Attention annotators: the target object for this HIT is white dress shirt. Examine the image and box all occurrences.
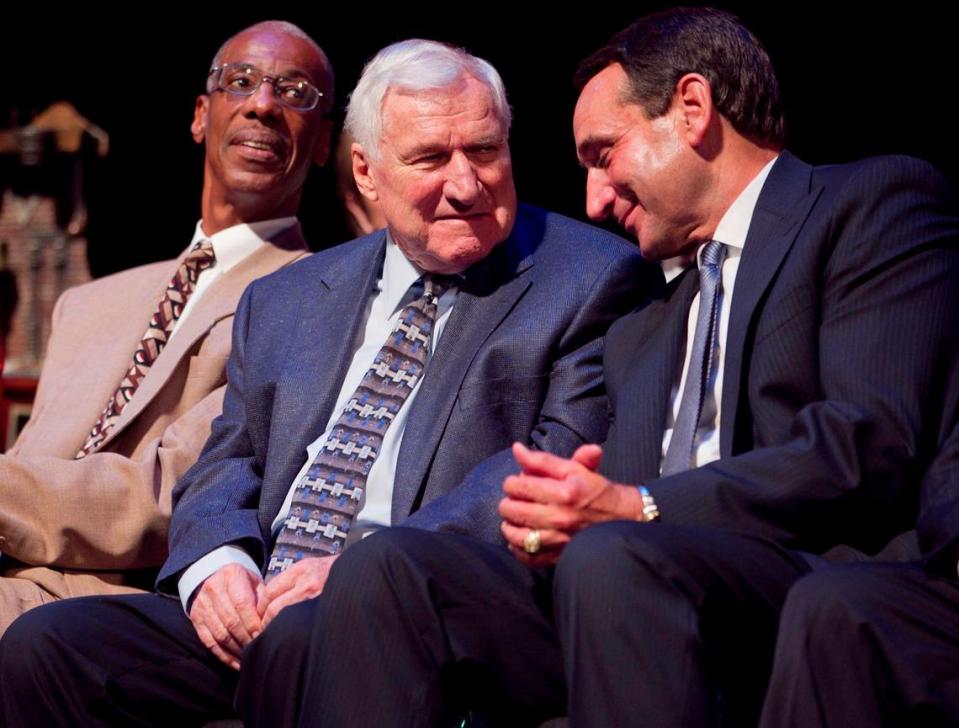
[660,157,777,472]
[178,236,458,609]
[173,217,296,336]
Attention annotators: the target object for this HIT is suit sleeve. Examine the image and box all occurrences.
[644,158,959,556]
[0,290,222,571]
[155,284,267,593]
[403,247,658,544]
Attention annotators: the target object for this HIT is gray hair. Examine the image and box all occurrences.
[344,39,511,160]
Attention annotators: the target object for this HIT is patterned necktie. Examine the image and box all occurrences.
[266,275,451,578]
[75,241,216,459]
[661,240,727,476]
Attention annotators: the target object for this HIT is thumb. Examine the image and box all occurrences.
[571,444,603,471]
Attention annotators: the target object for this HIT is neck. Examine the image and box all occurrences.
[199,186,300,236]
[698,139,778,241]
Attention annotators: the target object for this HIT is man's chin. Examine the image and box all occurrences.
[224,169,291,196]
[427,236,504,274]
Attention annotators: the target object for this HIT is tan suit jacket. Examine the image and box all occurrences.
[0,225,308,631]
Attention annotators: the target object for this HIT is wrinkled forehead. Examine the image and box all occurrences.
[382,76,507,135]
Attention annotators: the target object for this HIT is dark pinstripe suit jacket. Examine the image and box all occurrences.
[599,152,959,562]
[918,423,959,574]
[157,204,654,591]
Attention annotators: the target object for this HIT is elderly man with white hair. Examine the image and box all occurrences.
[0,38,651,726]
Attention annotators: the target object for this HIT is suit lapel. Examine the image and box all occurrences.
[390,239,533,523]
[97,225,309,451]
[259,235,387,520]
[607,270,698,482]
[720,152,823,456]
[62,260,177,449]
[638,270,699,479]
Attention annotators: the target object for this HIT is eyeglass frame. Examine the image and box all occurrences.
[206,63,326,113]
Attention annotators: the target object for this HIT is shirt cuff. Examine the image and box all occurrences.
[177,545,262,614]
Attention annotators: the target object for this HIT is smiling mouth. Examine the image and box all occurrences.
[238,140,276,152]
[230,134,288,162]
[618,206,641,233]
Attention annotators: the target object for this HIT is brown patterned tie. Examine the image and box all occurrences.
[265,275,451,578]
[75,241,216,459]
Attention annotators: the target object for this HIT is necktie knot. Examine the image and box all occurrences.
[422,274,454,303]
[184,240,216,277]
[700,240,726,271]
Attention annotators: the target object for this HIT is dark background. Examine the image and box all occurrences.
[2,4,953,277]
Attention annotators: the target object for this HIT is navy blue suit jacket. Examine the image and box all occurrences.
[600,152,959,561]
[157,204,653,590]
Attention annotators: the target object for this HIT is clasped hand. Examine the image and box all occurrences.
[188,555,338,669]
[499,442,645,567]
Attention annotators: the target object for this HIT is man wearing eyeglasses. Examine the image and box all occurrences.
[0,38,651,726]
[0,20,330,634]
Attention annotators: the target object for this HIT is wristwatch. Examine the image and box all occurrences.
[637,485,661,522]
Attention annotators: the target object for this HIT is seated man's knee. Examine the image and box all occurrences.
[328,527,446,597]
[554,521,662,598]
[557,520,687,578]
[781,566,889,634]
[0,600,72,698]
[247,597,319,660]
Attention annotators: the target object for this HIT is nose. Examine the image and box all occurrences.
[585,168,615,221]
[443,151,481,208]
[244,79,281,119]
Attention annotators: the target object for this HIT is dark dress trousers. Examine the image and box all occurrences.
[758,422,959,728]
[245,153,959,728]
[0,205,653,727]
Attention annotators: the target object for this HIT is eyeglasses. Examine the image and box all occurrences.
[206,63,325,112]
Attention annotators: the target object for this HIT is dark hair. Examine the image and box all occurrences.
[576,7,785,147]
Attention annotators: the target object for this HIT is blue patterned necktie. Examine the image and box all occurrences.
[265,275,451,578]
[661,240,727,476]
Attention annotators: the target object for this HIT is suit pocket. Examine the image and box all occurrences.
[456,374,548,411]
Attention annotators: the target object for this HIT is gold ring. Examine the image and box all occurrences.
[523,529,542,554]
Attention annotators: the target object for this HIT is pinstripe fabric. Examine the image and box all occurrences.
[600,152,959,561]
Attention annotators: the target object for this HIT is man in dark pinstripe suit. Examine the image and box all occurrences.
[256,8,959,728]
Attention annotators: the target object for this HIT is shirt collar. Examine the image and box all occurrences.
[706,155,778,258]
[381,231,425,314]
[191,216,297,273]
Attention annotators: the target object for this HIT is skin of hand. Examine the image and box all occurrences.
[499,442,646,567]
[256,555,339,629]
[189,555,338,669]
[189,562,264,670]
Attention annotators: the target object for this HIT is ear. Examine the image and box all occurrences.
[191,95,209,144]
[673,73,714,148]
[351,142,379,202]
[311,118,334,167]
